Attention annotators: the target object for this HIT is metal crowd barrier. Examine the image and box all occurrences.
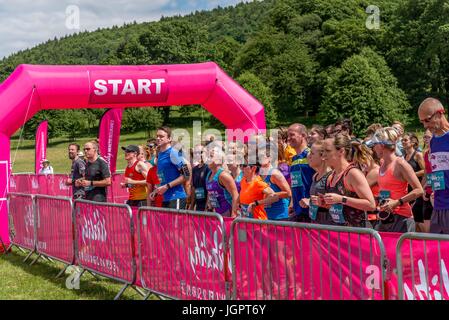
[74,199,136,300]
[396,232,449,300]
[34,195,75,277]
[230,218,389,300]
[7,193,37,261]
[137,207,231,300]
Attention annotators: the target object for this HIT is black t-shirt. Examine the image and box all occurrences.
[84,157,111,202]
[71,158,86,198]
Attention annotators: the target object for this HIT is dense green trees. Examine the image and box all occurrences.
[0,0,445,136]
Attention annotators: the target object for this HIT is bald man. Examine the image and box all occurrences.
[287,123,316,222]
[418,98,449,234]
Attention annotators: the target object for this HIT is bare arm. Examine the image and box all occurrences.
[324,168,375,211]
[220,172,240,217]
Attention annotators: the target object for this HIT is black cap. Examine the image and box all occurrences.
[121,145,140,153]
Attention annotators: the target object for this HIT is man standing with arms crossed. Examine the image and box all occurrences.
[154,126,189,209]
[287,123,316,222]
[75,141,111,202]
[65,143,86,199]
[418,98,449,234]
[120,144,149,208]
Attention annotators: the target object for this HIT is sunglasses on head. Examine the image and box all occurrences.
[147,144,155,148]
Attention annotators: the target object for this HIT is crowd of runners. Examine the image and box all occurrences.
[63,97,449,235]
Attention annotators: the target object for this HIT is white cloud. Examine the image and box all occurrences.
[0,0,245,59]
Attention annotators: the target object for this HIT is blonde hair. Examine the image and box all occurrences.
[375,127,400,150]
[351,140,377,167]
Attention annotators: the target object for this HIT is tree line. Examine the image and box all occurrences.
[0,0,448,138]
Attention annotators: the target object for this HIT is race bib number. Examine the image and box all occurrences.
[291,171,303,188]
[329,204,345,224]
[379,190,391,203]
[240,204,251,218]
[428,172,446,191]
[209,193,220,208]
[309,204,318,221]
[195,187,206,200]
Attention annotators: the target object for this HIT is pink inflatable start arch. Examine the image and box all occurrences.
[0,62,266,246]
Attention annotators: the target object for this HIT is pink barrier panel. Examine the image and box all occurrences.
[374,232,449,300]
[7,193,35,251]
[138,208,230,300]
[231,219,387,300]
[110,173,128,204]
[47,174,71,197]
[75,200,135,284]
[12,174,33,194]
[36,175,49,196]
[35,195,74,264]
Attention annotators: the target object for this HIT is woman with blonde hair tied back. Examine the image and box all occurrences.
[366,127,424,232]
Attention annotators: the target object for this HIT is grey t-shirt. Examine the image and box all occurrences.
[71,158,86,198]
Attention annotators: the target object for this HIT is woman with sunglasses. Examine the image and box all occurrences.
[370,127,423,232]
[205,143,239,217]
[189,144,210,211]
[321,134,376,227]
[239,158,277,220]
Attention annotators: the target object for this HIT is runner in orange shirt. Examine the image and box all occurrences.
[239,157,276,220]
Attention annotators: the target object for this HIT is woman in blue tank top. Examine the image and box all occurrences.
[206,144,239,217]
[259,142,292,220]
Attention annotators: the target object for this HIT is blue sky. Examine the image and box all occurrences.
[0,0,247,59]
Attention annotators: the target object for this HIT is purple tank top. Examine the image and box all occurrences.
[206,168,233,215]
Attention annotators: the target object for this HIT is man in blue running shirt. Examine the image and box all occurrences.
[287,123,315,222]
[154,126,190,209]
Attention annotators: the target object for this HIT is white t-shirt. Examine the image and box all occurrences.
[39,166,54,175]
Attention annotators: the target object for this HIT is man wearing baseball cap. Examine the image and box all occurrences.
[121,144,149,208]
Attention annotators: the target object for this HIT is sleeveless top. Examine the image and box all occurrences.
[378,160,412,218]
[326,165,365,227]
[262,168,289,220]
[406,151,420,173]
[125,161,148,200]
[309,171,331,223]
[206,168,233,215]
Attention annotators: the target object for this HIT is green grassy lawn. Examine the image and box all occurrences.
[0,248,149,300]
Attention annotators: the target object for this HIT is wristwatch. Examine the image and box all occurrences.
[398,198,404,206]
[166,182,171,189]
[342,196,348,204]
[255,200,259,206]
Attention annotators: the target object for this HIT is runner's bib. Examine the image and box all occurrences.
[330,204,345,224]
[428,171,446,191]
[195,187,206,200]
[309,204,318,221]
[291,171,303,188]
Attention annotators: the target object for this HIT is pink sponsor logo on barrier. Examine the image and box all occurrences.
[8,194,35,250]
[35,196,74,264]
[139,209,229,300]
[75,201,134,283]
[231,222,386,300]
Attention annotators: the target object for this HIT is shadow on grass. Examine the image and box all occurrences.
[2,248,139,300]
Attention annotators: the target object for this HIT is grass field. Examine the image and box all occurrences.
[0,248,149,300]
